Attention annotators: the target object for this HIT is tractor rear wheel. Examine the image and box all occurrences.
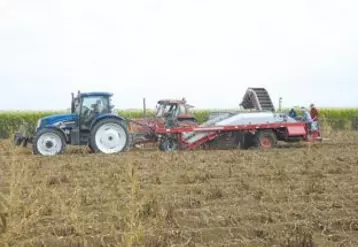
[90,118,129,154]
[32,128,66,156]
[254,130,277,149]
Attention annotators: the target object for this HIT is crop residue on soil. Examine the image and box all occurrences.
[1,131,358,246]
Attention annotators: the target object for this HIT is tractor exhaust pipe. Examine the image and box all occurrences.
[143,97,147,119]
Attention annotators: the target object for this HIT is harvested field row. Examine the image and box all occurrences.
[1,131,358,246]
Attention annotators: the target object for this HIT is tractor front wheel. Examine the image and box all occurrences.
[32,128,66,156]
[90,119,129,154]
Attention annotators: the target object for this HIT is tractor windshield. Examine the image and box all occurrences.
[178,104,187,115]
[82,96,110,114]
[155,103,178,118]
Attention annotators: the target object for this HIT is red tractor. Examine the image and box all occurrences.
[127,98,198,147]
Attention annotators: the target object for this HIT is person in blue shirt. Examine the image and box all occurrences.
[288,108,297,119]
[301,107,313,123]
[300,106,318,134]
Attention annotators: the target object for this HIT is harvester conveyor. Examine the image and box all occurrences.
[154,111,317,151]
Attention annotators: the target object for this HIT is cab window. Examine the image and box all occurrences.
[178,104,186,115]
[81,96,109,114]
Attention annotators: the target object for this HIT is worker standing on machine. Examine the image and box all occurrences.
[300,106,314,132]
[309,103,319,121]
[310,103,321,137]
[300,106,320,141]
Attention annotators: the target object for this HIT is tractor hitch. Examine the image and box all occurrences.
[14,132,33,148]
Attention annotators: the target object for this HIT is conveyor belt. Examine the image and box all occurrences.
[240,88,275,111]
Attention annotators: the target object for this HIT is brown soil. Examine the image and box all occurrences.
[1,131,358,246]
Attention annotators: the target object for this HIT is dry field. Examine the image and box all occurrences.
[1,131,358,246]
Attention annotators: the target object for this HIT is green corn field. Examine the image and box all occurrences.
[1,108,358,138]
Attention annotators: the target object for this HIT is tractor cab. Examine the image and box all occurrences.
[126,98,197,146]
[71,91,113,114]
[71,91,114,130]
[155,98,196,123]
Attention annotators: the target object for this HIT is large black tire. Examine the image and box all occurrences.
[32,128,66,156]
[89,118,130,154]
[159,137,178,152]
[254,130,277,149]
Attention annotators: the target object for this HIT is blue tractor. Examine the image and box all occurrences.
[14,91,130,156]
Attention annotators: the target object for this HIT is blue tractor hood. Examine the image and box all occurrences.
[38,113,77,128]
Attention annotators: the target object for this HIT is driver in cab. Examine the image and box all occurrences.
[93,99,108,114]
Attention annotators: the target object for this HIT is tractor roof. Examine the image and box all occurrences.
[79,92,113,97]
[157,99,186,104]
[157,99,195,108]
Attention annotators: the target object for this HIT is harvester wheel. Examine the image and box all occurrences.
[90,118,129,154]
[159,137,178,152]
[32,128,66,156]
[255,130,277,149]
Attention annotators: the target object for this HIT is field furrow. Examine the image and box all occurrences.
[1,132,358,246]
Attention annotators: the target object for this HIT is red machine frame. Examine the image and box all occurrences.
[154,121,315,150]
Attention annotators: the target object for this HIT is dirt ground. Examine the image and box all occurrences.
[1,131,358,246]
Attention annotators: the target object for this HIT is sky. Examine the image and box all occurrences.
[0,0,357,111]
